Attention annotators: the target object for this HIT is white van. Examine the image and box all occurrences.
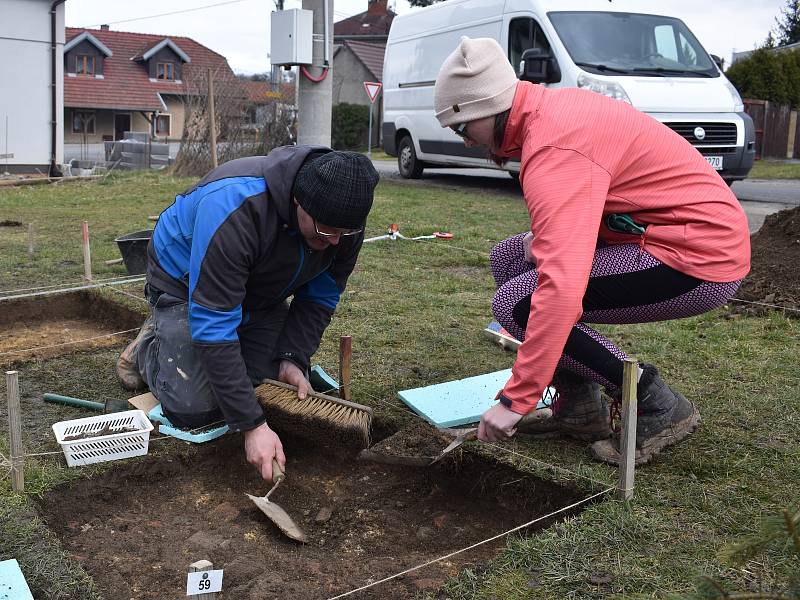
[382,0,755,184]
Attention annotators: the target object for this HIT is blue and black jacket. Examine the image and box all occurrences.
[146,145,364,432]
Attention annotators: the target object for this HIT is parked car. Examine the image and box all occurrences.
[382,0,755,185]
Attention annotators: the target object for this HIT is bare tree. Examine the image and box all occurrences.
[173,66,295,177]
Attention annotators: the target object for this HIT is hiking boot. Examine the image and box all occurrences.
[591,363,701,466]
[517,369,612,442]
[115,315,152,391]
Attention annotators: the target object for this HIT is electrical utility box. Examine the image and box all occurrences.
[271,9,313,66]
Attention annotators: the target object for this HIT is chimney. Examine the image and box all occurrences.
[100,24,110,31]
[367,0,388,14]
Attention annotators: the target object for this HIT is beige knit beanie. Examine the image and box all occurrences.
[434,37,519,128]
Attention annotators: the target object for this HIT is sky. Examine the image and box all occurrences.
[65,0,787,75]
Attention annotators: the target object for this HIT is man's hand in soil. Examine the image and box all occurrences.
[244,423,285,483]
[478,403,523,442]
[278,359,311,399]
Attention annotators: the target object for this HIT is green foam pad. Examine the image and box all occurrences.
[398,369,551,428]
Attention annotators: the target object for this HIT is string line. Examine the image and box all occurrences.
[0,273,144,296]
[0,277,146,302]
[326,487,613,599]
[0,328,139,358]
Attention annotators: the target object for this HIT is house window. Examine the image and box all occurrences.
[155,114,171,136]
[72,111,96,134]
[157,62,175,80]
[76,55,95,75]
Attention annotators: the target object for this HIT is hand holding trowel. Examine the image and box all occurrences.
[246,459,308,543]
[430,408,551,465]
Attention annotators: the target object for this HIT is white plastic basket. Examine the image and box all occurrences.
[52,409,154,467]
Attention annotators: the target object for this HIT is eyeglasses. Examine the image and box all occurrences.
[450,122,469,139]
[313,218,363,238]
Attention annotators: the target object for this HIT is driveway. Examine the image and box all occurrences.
[372,160,799,233]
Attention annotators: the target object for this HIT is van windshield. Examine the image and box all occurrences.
[548,11,718,77]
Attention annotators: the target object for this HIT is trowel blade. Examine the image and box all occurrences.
[246,493,309,543]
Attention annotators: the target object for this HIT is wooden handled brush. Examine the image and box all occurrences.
[255,379,372,450]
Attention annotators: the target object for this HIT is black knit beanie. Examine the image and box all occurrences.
[293,151,380,229]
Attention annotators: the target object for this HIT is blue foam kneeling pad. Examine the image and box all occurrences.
[398,369,552,428]
[310,364,339,393]
[148,404,229,444]
[0,559,34,600]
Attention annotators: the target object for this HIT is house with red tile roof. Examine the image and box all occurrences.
[64,26,238,145]
[333,0,396,146]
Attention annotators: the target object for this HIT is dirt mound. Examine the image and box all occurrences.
[735,205,800,315]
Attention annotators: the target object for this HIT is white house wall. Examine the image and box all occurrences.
[0,0,65,172]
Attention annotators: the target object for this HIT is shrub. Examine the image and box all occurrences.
[331,103,370,150]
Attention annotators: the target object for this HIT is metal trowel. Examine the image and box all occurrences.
[246,459,308,543]
[429,408,554,465]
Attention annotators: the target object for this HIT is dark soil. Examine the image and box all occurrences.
[0,290,144,365]
[37,435,584,599]
[735,205,800,314]
[367,421,452,459]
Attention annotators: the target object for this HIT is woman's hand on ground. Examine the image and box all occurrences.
[478,403,524,442]
[523,231,536,264]
[244,423,286,483]
[278,359,311,399]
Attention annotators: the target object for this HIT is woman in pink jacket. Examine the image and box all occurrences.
[433,38,750,465]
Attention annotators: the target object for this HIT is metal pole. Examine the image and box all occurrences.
[6,371,24,492]
[208,68,218,168]
[367,102,373,158]
[297,0,333,145]
[81,220,92,281]
[616,358,638,501]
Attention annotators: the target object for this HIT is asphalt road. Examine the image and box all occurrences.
[372,160,799,233]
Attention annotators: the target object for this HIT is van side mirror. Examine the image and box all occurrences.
[710,54,724,70]
[519,47,561,84]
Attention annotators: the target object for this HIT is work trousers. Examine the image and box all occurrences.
[135,287,289,428]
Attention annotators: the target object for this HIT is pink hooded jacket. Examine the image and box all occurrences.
[499,81,750,414]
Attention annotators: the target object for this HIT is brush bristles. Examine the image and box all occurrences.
[255,384,371,449]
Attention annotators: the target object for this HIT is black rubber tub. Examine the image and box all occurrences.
[114,229,153,275]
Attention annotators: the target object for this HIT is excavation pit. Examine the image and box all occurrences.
[37,434,587,599]
[0,290,144,366]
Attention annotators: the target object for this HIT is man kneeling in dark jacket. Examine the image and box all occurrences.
[116,145,379,483]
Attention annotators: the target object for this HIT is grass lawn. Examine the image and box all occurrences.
[0,171,798,599]
[748,159,800,179]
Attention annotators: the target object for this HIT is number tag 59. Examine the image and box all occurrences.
[186,570,223,595]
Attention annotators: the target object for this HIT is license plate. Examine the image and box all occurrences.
[705,155,723,170]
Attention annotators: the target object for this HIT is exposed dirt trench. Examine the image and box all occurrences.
[37,434,585,599]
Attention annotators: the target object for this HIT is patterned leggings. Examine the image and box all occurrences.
[490,233,742,392]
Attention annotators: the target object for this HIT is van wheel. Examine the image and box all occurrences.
[398,135,424,179]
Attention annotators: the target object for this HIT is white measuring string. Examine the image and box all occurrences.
[487,443,611,489]
[327,486,613,600]
[0,277,146,302]
[0,273,145,297]
[0,328,139,358]
[728,297,800,314]
[107,286,149,304]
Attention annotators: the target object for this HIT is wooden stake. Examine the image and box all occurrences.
[189,560,217,599]
[81,220,92,281]
[616,358,638,501]
[27,223,34,260]
[6,371,24,492]
[207,68,218,169]
[339,335,352,401]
